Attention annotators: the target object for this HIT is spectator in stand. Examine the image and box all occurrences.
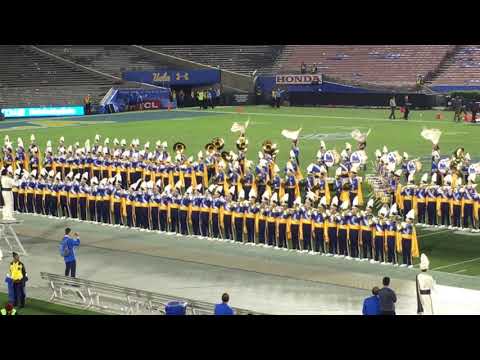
[84,94,92,115]
[362,287,381,315]
[203,90,209,110]
[214,293,235,315]
[301,62,307,74]
[378,277,397,315]
[310,63,318,74]
[389,96,396,120]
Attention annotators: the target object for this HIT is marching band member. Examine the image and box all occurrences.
[348,197,361,260]
[88,176,98,222]
[15,138,27,171]
[220,189,234,241]
[325,196,339,256]
[191,185,203,236]
[179,185,192,236]
[78,173,89,221]
[417,254,435,315]
[169,181,182,234]
[348,165,363,207]
[415,174,428,225]
[200,185,214,238]
[301,192,315,252]
[397,209,419,268]
[149,181,162,231]
[242,160,255,200]
[12,169,21,212]
[401,174,415,219]
[257,191,269,245]
[233,189,246,242]
[360,199,374,261]
[312,196,327,254]
[266,193,279,247]
[337,200,350,258]
[210,187,222,239]
[385,204,399,265]
[43,171,54,216]
[451,178,463,229]
[17,170,27,213]
[438,174,453,228]
[69,173,80,219]
[372,205,388,264]
[26,170,36,213]
[111,175,124,226]
[159,185,171,232]
[426,174,439,226]
[284,163,297,209]
[245,189,258,243]
[289,197,302,250]
[34,169,47,215]
[277,194,290,249]
[50,172,61,217]
[462,174,476,231]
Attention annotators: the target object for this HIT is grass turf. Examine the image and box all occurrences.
[4,105,480,277]
[0,292,101,315]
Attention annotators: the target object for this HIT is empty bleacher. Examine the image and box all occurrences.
[0,45,115,108]
[37,45,170,78]
[430,45,480,85]
[143,45,284,76]
[272,45,455,86]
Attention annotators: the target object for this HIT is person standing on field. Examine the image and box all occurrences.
[389,96,396,119]
[416,254,435,315]
[60,228,80,278]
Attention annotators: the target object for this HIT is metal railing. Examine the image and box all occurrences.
[40,272,263,315]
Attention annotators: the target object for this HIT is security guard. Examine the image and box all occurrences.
[9,252,27,308]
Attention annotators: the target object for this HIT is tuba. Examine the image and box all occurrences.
[205,142,215,153]
[212,137,225,151]
[262,140,274,155]
[173,142,186,153]
[221,151,233,163]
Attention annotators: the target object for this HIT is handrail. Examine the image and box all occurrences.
[40,272,263,315]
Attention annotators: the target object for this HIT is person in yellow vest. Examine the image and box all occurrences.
[9,252,27,308]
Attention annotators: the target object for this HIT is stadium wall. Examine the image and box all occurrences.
[430,85,480,93]
[122,70,221,87]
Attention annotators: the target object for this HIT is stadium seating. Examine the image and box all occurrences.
[142,45,285,76]
[37,45,170,78]
[272,45,456,86]
[430,45,480,85]
[0,45,115,107]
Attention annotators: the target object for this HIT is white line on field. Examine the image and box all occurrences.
[432,257,480,271]
[175,108,471,125]
[453,269,467,274]
[418,229,451,238]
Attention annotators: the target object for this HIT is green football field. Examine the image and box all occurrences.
[3,105,480,277]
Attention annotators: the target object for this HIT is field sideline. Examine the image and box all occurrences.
[3,105,480,276]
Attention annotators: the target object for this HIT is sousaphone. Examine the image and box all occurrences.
[212,137,225,151]
[173,142,186,153]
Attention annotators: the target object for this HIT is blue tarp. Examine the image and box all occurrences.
[102,87,176,113]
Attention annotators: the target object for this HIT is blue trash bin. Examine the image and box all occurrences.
[4,276,14,304]
[165,301,187,315]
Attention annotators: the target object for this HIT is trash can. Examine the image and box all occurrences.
[4,275,14,304]
[165,301,187,315]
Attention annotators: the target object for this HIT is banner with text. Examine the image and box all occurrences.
[275,74,323,85]
[122,69,221,86]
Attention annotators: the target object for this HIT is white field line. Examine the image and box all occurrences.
[175,108,472,125]
[432,257,480,271]
[453,269,467,274]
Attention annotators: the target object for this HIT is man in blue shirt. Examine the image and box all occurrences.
[362,287,381,315]
[60,228,81,278]
[214,293,235,315]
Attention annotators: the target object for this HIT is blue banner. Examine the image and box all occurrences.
[103,87,175,113]
[1,106,85,119]
[122,69,221,86]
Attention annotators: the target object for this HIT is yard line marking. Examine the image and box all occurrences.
[453,269,467,274]
[432,257,480,271]
[175,108,466,125]
[418,229,451,238]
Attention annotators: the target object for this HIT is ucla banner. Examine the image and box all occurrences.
[122,69,221,86]
[1,106,85,119]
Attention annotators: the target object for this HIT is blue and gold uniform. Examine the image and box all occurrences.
[88,185,97,222]
[312,209,325,253]
[325,211,338,255]
[337,211,349,256]
[159,192,171,232]
[266,206,278,247]
[220,197,233,240]
[277,208,290,248]
[300,206,313,251]
[200,194,212,237]
[396,220,420,266]
[438,186,452,227]
[385,218,397,264]
[149,190,161,230]
[289,207,302,250]
[415,185,427,224]
[245,200,258,243]
[451,187,462,228]
[191,192,202,236]
[233,200,245,242]
[256,204,268,245]
[18,178,27,213]
[360,212,373,260]
[426,186,438,226]
[26,178,36,213]
[69,179,79,219]
[78,181,88,221]
[348,211,360,258]
[179,193,191,235]
[462,186,476,229]
[373,218,386,263]
[210,194,223,238]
